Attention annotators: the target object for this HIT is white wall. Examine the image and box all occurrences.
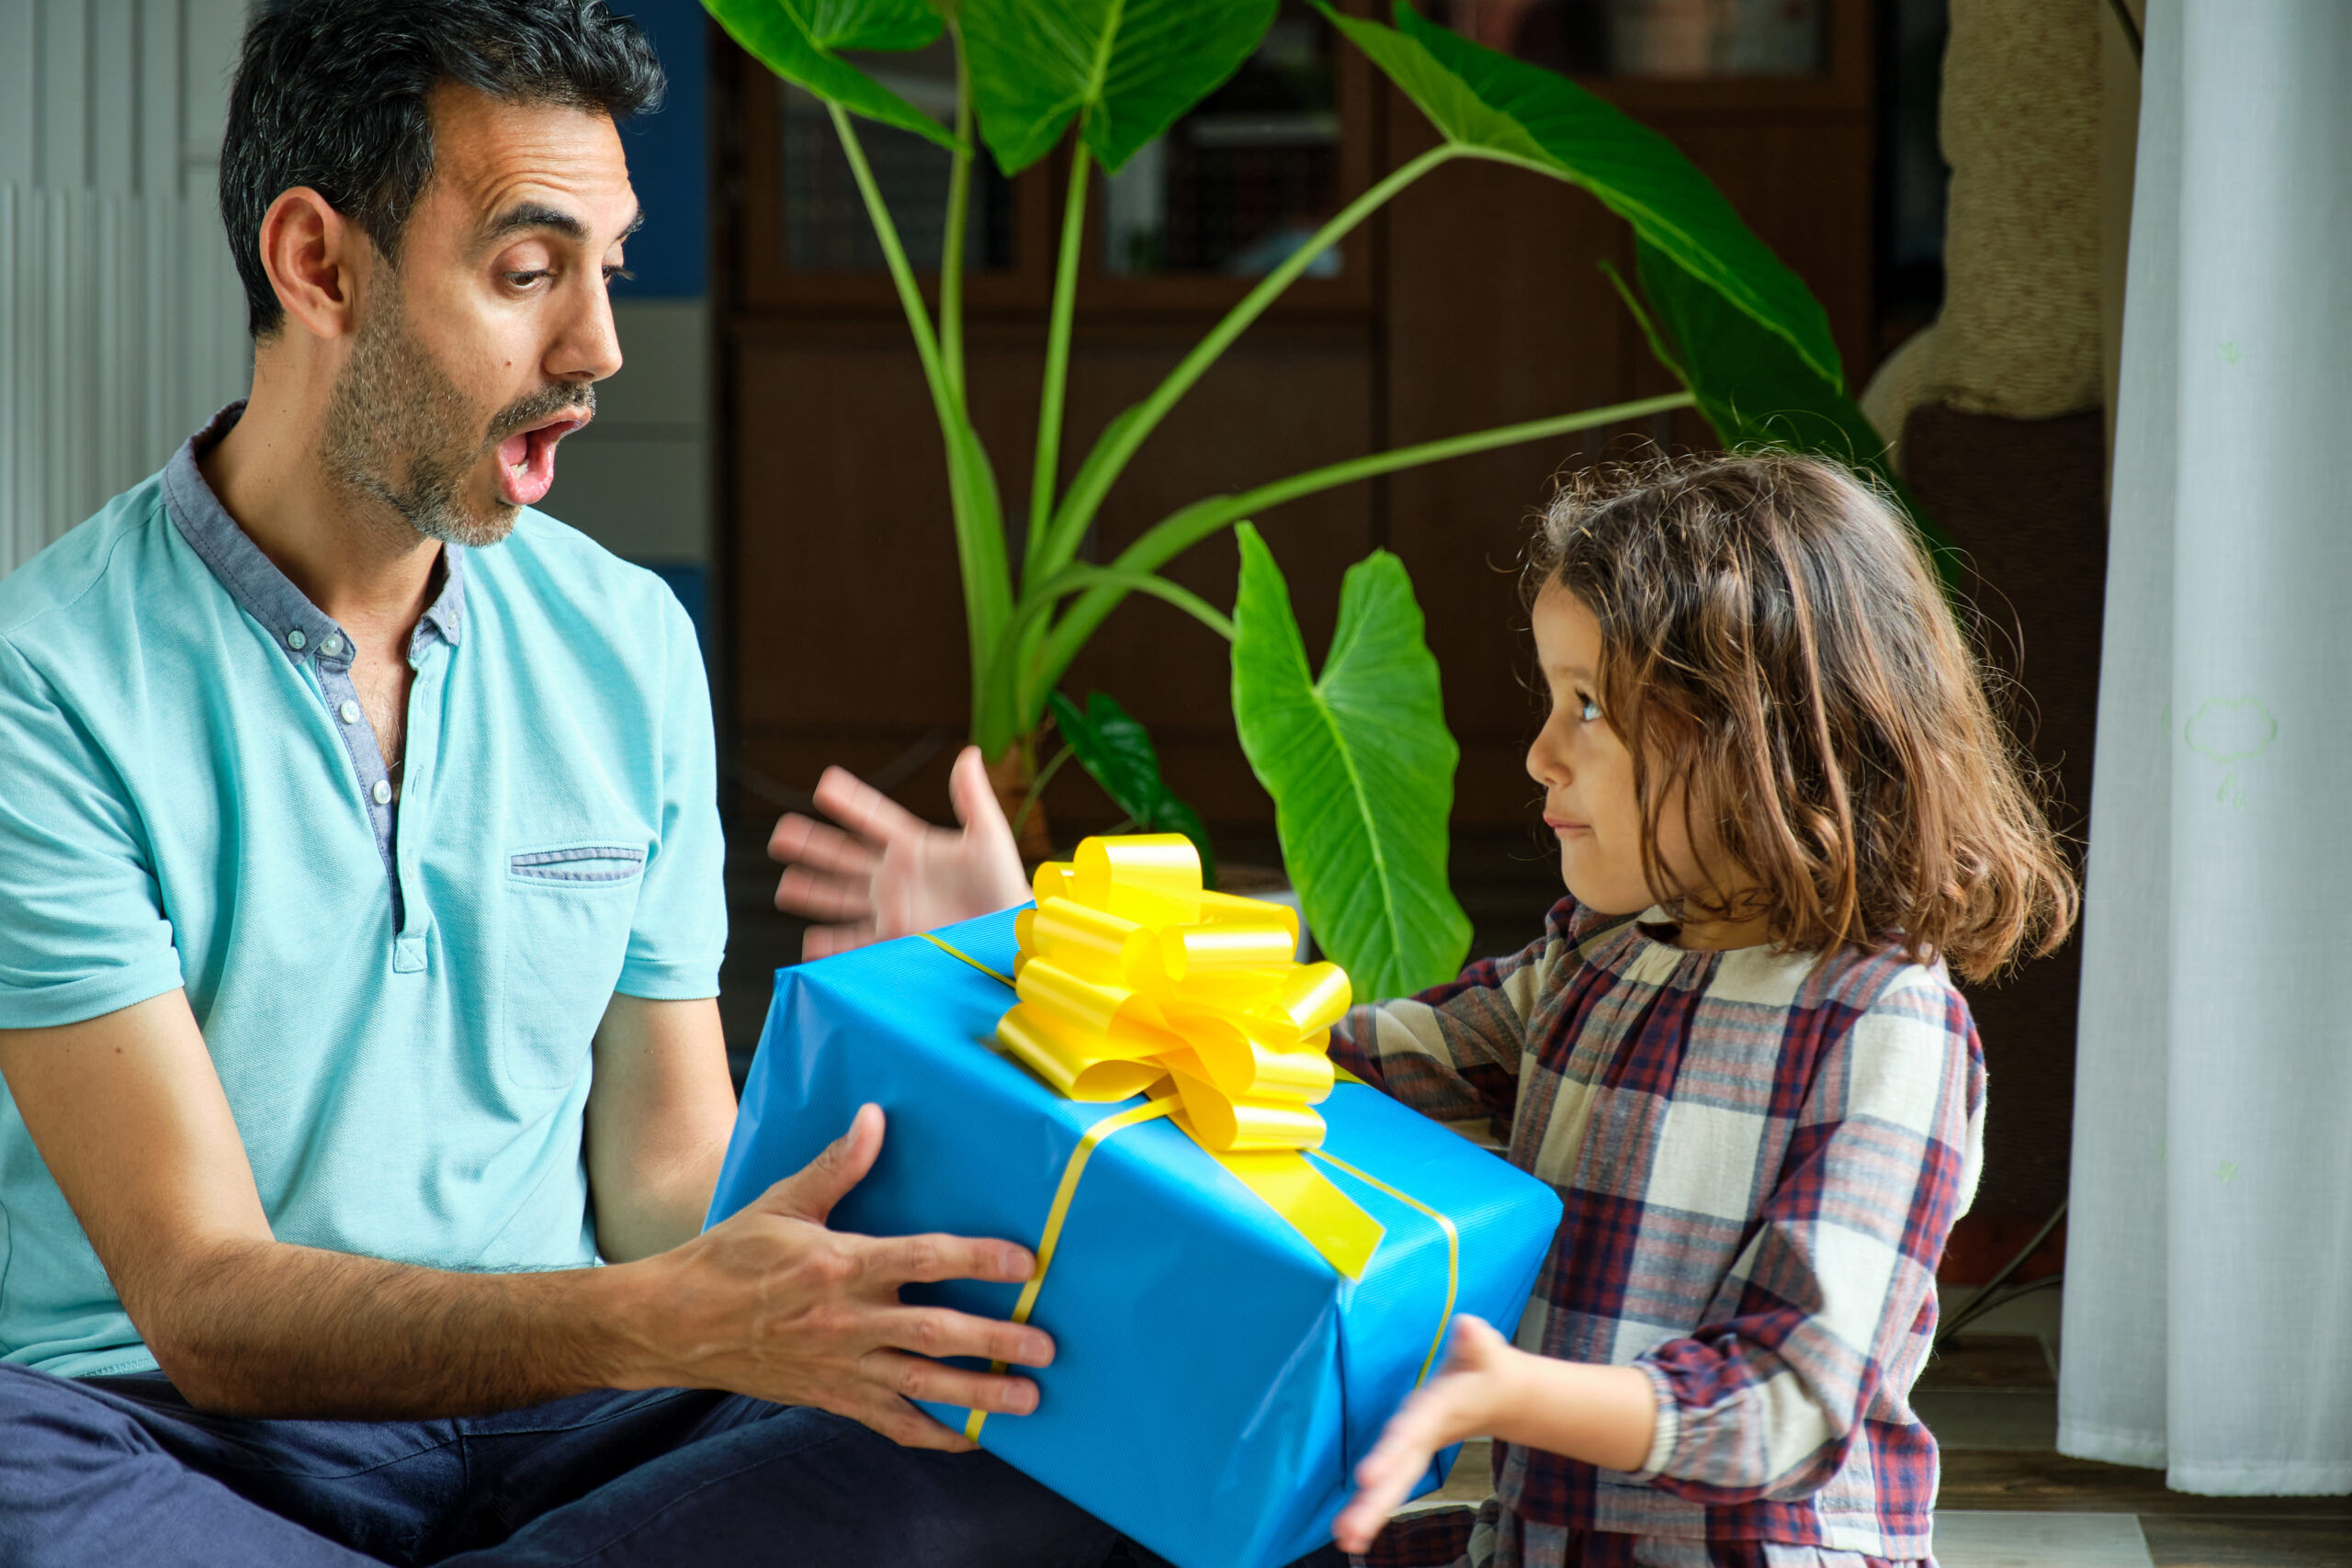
[0,0,254,578]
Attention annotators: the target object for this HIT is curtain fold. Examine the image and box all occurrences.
[2062,0,2352,1496]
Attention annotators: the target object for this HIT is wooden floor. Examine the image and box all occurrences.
[1410,1336,2352,1565]
[1925,1332,2350,1566]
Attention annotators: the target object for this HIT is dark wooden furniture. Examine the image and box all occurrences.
[717,0,1881,840]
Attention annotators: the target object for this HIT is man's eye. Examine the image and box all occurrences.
[603,265,635,285]
[505,269,551,288]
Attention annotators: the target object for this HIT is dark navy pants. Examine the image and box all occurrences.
[0,1363,1129,1566]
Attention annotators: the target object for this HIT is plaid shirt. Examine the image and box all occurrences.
[1330,897,1984,1567]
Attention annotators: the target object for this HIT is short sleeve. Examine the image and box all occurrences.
[614,593,725,1000]
[0,637,185,1028]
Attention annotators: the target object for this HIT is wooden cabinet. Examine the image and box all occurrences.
[718,0,1879,838]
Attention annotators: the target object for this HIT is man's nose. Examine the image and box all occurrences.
[554,278,624,384]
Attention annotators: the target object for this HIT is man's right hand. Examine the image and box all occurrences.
[0,994,1049,1442]
[620,1102,1050,1450]
[769,745,1030,959]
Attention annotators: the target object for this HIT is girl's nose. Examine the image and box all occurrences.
[1526,728,1569,790]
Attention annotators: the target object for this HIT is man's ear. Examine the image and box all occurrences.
[256,187,371,341]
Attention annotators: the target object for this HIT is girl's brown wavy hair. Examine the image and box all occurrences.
[1528,450,2076,982]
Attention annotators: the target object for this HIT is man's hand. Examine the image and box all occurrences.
[1330,1316,1657,1554]
[770,745,1030,958]
[0,997,1053,1438]
[624,1102,1050,1450]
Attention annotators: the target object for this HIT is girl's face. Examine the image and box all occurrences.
[1526,585,1762,944]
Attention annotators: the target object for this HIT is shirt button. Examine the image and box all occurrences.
[339,700,361,725]
[286,628,307,651]
[371,779,392,806]
[322,634,345,658]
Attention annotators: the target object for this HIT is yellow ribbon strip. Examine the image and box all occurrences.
[919,931,1012,987]
[1307,1149,1461,1388]
[964,1098,1172,1443]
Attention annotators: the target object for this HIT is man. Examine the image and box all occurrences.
[0,2,1106,1561]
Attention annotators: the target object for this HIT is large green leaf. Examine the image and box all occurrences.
[1045,689,1216,885]
[702,0,957,150]
[960,0,1275,175]
[1321,2,1840,389]
[1613,239,1959,576]
[1230,525,1469,1001]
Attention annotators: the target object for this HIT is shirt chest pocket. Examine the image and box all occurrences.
[500,843,648,1093]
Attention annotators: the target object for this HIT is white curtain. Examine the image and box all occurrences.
[2062,0,2352,1496]
[0,0,253,580]
[0,186,252,576]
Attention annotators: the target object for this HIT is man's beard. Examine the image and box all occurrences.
[319,274,592,550]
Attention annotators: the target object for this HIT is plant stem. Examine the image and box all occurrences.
[832,102,1013,736]
[830,102,952,419]
[939,35,973,408]
[1023,391,1698,715]
[1011,743,1076,841]
[1028,141,1093,582]
[1032,142,1463,583]
[1048,567,1236,641]
[984,566,1236,702]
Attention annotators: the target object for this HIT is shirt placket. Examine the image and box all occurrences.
[301,626,402,914]
[389,615,454,974]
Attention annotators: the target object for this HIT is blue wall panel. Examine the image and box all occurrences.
[612,0,707,300]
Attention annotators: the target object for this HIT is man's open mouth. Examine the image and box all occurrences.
[494,412,590,508]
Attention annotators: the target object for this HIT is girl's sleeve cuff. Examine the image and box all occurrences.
[1623,1359,1680,1483]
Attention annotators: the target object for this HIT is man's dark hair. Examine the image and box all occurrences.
[221,0,664,337]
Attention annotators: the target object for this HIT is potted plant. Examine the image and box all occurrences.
[706,0,1936,999]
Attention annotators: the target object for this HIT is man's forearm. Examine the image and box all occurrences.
[152,1236,655,1418]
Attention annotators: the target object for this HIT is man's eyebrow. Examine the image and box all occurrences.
[481,201,644,245]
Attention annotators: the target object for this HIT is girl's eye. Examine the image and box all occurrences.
[1577,693,1602,723]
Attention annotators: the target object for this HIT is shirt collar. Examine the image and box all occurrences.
[162,401,468,670]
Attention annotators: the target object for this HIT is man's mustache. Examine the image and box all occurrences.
[487,385,596,445]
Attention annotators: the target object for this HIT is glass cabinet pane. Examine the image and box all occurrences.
[1430,0,1828,78]
[779,42,1014,274]
[1101,2,1344,278]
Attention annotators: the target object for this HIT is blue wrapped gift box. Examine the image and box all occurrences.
[707,910,1563,1568]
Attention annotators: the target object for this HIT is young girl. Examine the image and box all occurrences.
[772,452,2077,1568]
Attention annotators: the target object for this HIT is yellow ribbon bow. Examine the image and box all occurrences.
[922,833,1465,1444]
[990,834,1385,1283]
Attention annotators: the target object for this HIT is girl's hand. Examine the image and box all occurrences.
[1331,1315,1521,1554]
[770,746,1031,958]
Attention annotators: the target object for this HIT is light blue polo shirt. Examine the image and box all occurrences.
[0,405,725,1375]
